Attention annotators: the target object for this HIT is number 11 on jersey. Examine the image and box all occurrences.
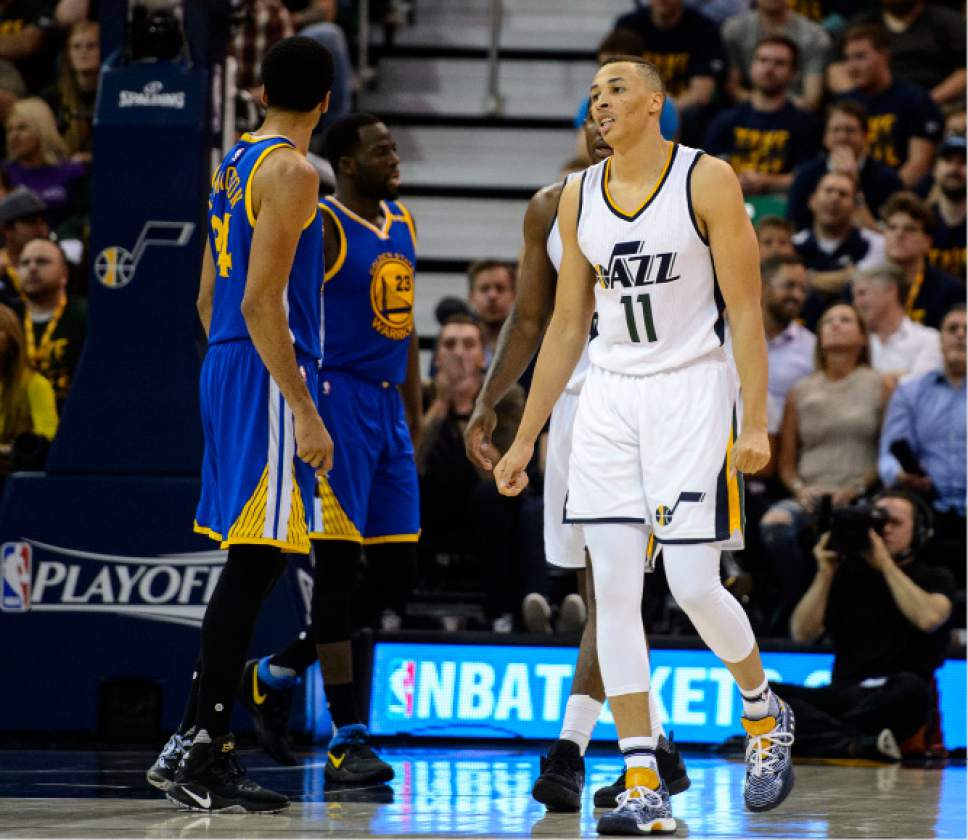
[620,293,657,343]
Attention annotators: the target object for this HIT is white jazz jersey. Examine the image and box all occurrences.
[577,144,728,377]
[547,172,591,394]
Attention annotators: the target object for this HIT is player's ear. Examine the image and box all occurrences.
[259,86,268,108]
[319,91,332,116]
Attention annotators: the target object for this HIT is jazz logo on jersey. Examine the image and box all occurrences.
[597,242,680,290]
[370,252,415,340]
[1,542,31,612]
[388,658,416,718]
[655,491,706,527]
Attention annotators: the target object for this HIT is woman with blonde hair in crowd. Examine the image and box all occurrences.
[758,303,893,634]
[0,303,57,475]
[3,98,86,231]
[43,20,100,163]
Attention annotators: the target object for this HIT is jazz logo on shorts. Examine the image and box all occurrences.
[1,542,31,612]
[369,253,415,341]
[655,492,705,527]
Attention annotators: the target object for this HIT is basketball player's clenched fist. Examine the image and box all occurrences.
[294,407,334,474]
[494,439,534,496]
[731,428,770,476]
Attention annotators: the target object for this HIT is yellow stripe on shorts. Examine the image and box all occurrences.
[227,466,270,542]
[314,475,362,542]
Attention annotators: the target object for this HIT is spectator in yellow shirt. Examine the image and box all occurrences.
[0,302,57,472]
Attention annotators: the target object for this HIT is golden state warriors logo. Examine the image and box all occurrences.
[369,252,415,341]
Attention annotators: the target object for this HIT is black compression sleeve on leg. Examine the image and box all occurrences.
[177,655,202,735]
[269,631,318,673]
[195,544,287,736]
[310,539,363,644]
[361,542,416,626]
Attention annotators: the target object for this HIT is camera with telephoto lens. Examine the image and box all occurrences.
[817,496,889,556]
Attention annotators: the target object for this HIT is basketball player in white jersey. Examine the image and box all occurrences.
[465,109,688,813]
[494,57,795,834]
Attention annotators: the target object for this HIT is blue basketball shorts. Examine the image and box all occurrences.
[194,341,318,553]
[310,369,420,544]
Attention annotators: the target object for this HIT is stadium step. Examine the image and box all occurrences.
[360,57,595,123]
[393,125,574,195]
[377,0,625,52]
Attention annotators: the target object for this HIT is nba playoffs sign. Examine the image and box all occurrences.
[367,641,967,747]
[1,540,223,627]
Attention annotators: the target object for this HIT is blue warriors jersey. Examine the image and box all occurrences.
[318,197,416,384]
[207,132,324,360]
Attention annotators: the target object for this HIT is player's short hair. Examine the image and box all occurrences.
[761,253,804,284]
[843,23,890,53]
[322,112,382,174]
[753,34,799,70]
[755,215,793,236]
[881,191,934,235]
[467,259,516,292]
[856,262,909,305]
[597,55,664,93]
[261,36,334,113]
[827,99,868,132]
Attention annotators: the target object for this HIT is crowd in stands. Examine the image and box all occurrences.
[0,0,98,482]
[0,0,961,659]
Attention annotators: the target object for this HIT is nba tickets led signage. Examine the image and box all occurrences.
[368,642,967,747]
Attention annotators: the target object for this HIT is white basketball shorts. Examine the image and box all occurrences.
[544,388,585,569]
[564,352,745,549]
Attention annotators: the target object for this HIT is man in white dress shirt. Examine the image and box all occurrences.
[853,262,942,381]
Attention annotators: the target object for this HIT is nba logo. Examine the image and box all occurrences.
[1,542,31,612]
[387,659,415,718]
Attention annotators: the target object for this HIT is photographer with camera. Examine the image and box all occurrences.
[779,490,955,760]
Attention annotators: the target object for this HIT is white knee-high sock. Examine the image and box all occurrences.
[560,694,602,753]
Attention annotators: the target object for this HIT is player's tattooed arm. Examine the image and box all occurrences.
[196,239,216,338]
[692,154,770,476]
[495,178,595,496]
[465,182,561,471]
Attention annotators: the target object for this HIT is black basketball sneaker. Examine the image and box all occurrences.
[166,733,289,814]
[532,738,585,812]
[594,733,691,808]
[238,659,298,766]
